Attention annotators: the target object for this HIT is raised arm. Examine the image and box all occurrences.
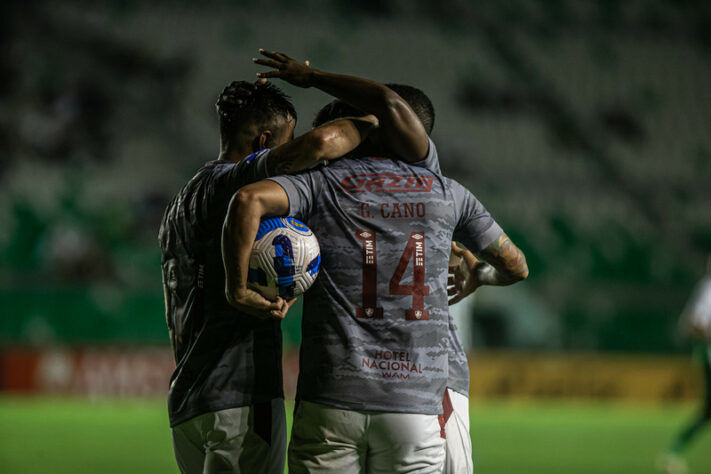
[267,114,378,175]
[448,234,529,305]
[254,49,429,162]
[222,180,292,318]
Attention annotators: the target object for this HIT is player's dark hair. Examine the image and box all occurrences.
[216,81,297,145]
[384,83,435,134]
[311,84,435,135]
[312,100,365,129]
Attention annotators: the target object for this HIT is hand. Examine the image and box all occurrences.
[448,242,481,305]
[228,287,296,320]
[354,114,379,128]
[254,49,314,88]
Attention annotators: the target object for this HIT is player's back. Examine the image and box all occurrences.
[271,153,500,414]
[159,153,283,427]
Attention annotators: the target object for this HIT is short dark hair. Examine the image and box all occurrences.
[312,100,365,129]
[384,83,435,134]
[216,81,297,143]
[312,84,435,135]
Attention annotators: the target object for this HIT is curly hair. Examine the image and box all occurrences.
[216,81,297,144]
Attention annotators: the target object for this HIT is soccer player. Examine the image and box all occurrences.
[446,242,529,473]
[313,84,528,474]
[315,87,488,474]
[159,79,378,474]
[659,256,711,474]
[223,50,528,473]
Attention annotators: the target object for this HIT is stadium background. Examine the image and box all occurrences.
[1,0,710,472]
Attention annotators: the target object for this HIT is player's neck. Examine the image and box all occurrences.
[219,145,254,164]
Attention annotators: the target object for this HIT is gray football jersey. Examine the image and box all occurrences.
[269,140,501,414]
[411,141,470,396]
[159,149,285,427]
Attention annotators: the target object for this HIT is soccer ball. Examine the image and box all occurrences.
[248,217,321,300]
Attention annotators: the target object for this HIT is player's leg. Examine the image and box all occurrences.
[288,400,366,474]
[669,345,711,452]
[442,388,474,474]
[705,345,711,419]
[202,406,251,474]
[366,411,445,474]
[173,402,282,474]
[236,399,287,474]
[659,345,711,473]
[267,398,288,473]
[172,414,209,474]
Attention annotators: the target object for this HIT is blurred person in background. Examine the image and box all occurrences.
[159,79,377,474]
[658,256,711,474]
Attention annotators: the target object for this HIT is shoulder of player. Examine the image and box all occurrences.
[195,159,233,178]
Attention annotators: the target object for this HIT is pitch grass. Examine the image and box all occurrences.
[0,397,709,474]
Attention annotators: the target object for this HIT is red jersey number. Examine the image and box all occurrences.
[355,230,430,320]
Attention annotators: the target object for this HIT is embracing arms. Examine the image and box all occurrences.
[254,49,429,162]
[222,180,291,319]
[448,233,529,305]
[267,114,378,175]
[222,80,378,175]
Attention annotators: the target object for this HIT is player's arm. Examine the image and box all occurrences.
[448,234,529,305]
[254,49,429,162]
[267,114,378,175]
[222,180,292,319]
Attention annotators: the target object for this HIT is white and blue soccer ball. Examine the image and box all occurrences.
[248,217,321,300]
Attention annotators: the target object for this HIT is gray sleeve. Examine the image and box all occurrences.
[410,137,441,174]
[449,178,503,252]
[267,171,321,220]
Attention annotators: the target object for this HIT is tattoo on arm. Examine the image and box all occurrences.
[474,233,529,286]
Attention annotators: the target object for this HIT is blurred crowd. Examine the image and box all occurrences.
[1,0,710,351]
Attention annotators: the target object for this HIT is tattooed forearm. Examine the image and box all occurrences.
[473,262,522,286]
[474,233,529,285]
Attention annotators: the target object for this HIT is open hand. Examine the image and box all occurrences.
[447,242,481,305]
[254,49,314,88]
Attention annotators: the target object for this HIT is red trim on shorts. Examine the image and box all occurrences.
[438,389,453,439]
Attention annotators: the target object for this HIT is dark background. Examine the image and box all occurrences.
[1,0,710,353]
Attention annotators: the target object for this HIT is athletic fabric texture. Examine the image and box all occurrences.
[413,142,469,395]
[159,150,284,427]
[442,388,473,474]
[288,400,445,474]
[269,139,502,414]
[172,398,286,474]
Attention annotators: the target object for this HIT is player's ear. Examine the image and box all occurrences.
[257,130,272,150]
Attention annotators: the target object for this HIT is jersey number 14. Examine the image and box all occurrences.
[355,230,430,321]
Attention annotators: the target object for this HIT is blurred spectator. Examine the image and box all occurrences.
[44,223,114,282]
[658,256,711,474]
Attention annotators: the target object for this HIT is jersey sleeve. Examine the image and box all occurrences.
[410,137,441,174]
[449,178,503,252]
[220,149,272,189]
[267,171,322,220]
